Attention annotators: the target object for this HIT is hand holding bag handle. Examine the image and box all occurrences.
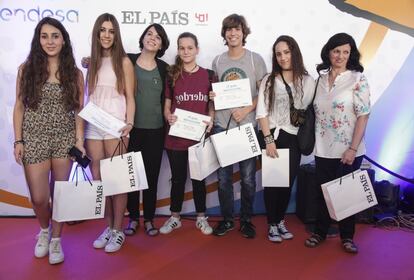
[71,163,92,186]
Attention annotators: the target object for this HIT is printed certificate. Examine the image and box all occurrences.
[168,108,211,141]
[79,102,125,138]
[212,78,252,110]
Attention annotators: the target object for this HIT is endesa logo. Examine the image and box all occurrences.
[0,6,79,23]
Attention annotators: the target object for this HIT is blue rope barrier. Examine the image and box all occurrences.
[363,155,414,184]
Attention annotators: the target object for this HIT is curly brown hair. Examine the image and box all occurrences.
[19,17,81,111]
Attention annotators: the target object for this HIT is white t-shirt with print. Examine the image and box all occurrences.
[314,70,371,158]
[256,74,315,137]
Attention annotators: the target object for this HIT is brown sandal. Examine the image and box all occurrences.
[342,239,358,254]
[305,234,325,248]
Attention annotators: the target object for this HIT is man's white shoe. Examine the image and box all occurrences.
[160,216,182,234]
[34,229,49,258]
[196,216,213,235]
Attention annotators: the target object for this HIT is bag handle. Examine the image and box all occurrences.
[280,72,295,110]
[71,163,93,186]
[338,164,355,185]
[310,77,320,106]
[224,114,240,135]
[198,126,209,147]
[110,137,128,161]
[281,73,321,110]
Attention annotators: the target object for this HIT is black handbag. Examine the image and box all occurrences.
[280,74,320,155]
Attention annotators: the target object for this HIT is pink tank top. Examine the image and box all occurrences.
[88,57,126,121]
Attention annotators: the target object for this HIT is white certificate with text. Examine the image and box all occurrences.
[168,108,211,141]
[212,78,252,110]
[78,102,125,138]
[261,149,289,187]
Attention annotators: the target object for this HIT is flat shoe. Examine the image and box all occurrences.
[305,234,325,248]
[342,239,358,254]
[123,220,139,236]
[144,221,159,237]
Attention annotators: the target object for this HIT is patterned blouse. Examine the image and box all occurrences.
[314,70,371,158]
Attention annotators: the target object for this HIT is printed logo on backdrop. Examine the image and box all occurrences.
[0,6,79,22]
[121,10,209,26]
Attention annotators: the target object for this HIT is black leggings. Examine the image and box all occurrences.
[126,127,164,221]
[259,129,302,224]
[166,149,206,213]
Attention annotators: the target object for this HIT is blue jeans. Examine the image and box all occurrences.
[213,125,257,223]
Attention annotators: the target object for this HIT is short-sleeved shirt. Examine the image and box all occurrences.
[314,70,371,158]
[212,49,267,129]
[164,67,214,151]
[256,74,315,136]
[134,65,164,129]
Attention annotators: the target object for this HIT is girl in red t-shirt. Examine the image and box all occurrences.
[161,32,215,235]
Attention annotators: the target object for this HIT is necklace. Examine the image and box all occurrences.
[184,64,198,74]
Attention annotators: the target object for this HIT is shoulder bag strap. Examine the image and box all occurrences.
[280,72,295,110]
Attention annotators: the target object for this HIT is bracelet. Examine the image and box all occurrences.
[126,123,133,127]
[76,137,84,142]
[14,140,24,148]
[349,147,357,152]
[264,134,274,145]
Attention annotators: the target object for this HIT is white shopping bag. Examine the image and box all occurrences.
[188,137,220,180]
[321,169,378,221]
[100,151,148,196]
[52,169,105,222]
[211,123,261,167]
[261,149,289,187]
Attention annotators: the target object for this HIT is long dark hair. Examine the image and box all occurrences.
[139,23,170,58]
[316,32,364,73]
[265,35,308,114]
[168,32,198,87]
[19,17,80,111]
[88,13,126,95]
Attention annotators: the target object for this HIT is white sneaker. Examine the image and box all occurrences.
[160,216,181,234]
[196,216,213,235]
[34,229,49,258]
[268,224,282,243]
[49,238,64,264]
[105,230,125,253]
[93,227,112,249]
[277,220,294,240]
